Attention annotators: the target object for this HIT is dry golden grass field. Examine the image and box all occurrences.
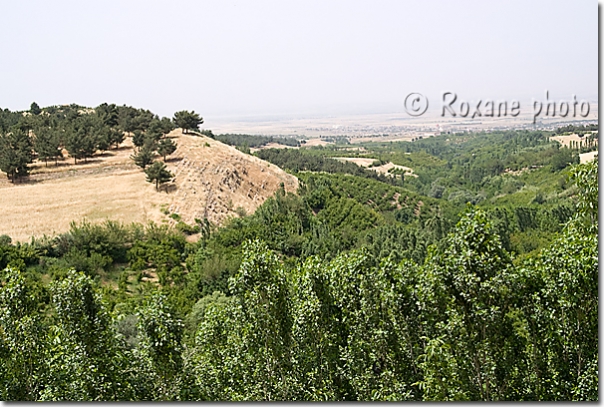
[332,157,417,178]
[550,131,598,147]
[0,129,298,242]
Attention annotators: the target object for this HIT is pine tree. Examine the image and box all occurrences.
[145,161,173,191]
[29,102,41,116]
[65,129,96,164]
[0,128,33,182]
[95,103,118,127]
[173,111,203,134]
[132,130,145,149]
[131,145,154,169]
[108,129,125,149]
[157,138,177,161]
[34,127,62,166]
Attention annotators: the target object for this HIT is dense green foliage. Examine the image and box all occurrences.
[173,111,203,134]
[0,128,33,181]
[0,155,597,400]
[215,133,301,149]
[256,148,404,186]
[273,130,587,204]
[157,138,177,161]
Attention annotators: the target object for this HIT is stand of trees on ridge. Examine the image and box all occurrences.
[0,103,206,190]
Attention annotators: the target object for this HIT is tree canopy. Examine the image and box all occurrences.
[173,111,203,133]
[0,128,33,182]
[145,161,173,191]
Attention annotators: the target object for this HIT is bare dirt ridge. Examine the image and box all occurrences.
[0,129,298,242]
[168,130,298,226]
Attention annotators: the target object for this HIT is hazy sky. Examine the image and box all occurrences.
[0,0,597,120]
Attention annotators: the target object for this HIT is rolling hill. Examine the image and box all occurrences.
[0,129,298,241]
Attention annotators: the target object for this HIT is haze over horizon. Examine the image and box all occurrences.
[0,0,597,122]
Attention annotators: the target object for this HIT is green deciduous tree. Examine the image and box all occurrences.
[569,159,598,229]
[0,268,48,400]
[191,240,293,400]
[515,226,598,400]
[41,270,130,401]
[415,207,520,401]
[135,292,185,399]
[550,147,577,172]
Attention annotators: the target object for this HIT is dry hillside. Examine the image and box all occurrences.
[0,129,298,241]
